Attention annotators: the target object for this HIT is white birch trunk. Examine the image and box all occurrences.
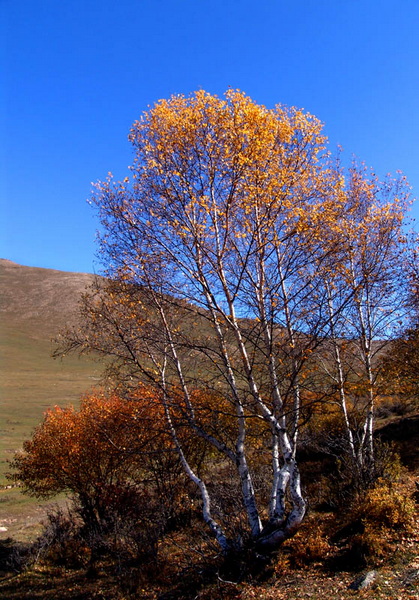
[159,363,231,552]
[325,281,358,463]
[349,257,375,469]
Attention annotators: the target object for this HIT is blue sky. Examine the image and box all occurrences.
[1,0,418,273]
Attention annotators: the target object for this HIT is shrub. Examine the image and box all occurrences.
[354,478,416,532]
[274,519,332,571]
[333,478,417,567]
[320,440,403,510]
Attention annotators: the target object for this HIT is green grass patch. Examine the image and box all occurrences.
[0,323,101,542]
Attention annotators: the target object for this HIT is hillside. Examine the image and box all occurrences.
[0,259,96,339]
[0,260,102,489]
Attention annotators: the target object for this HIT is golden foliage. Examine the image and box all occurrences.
[275,519,333,570]
[355,478,416,533]
[8,387,168,499]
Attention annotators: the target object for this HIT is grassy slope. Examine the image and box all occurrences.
[0,260,102,540]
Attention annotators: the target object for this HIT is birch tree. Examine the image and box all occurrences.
[312,164,411,481]
[60,90,411,553]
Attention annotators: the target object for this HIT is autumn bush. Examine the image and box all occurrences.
[274,519,333,571]
[324,441,402,510]
[346,490,415,568]
[326,475,417,572]
[8,388,198,568]
[353,477,416,532]
[270,475,417,576]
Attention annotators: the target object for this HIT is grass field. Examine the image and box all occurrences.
[0,260,102,541]
[0,328,100,477]
[0,331,101,541]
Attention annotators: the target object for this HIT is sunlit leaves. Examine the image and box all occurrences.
[8,388,166,499]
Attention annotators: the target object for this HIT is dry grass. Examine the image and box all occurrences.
[0,474,417,600]
[0,517,417,599]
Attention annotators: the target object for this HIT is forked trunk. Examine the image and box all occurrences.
[258,459,306,550]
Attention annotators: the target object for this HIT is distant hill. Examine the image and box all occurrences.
[0,259,97,340]
[0,260,102,486]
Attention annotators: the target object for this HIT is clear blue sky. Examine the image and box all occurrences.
[1,0,418,273]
